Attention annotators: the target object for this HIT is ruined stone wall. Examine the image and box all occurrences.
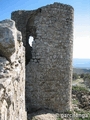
[0,20,27,120]
[12,3,74,113]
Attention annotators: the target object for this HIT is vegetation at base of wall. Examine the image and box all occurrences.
[72,86,89,93]
[72,98,79,105]
[74,109,90,114]
[74,109,90,120]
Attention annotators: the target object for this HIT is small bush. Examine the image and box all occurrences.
[80,73,85,78]
[84,74,90,80]
[73,73,79,80]
[72,86,89,93]
[57,118,62,120]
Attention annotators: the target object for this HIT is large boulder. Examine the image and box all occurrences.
[0,19,22,62]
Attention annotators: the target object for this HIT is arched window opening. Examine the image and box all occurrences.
[28,36,34,47]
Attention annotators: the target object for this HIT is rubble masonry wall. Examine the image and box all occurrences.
[11,2,74,113]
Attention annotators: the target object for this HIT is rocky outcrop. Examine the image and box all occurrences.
[0,19,22,62]
[0,19,27,120]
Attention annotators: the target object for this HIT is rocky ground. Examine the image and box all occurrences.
[27,109,58,120]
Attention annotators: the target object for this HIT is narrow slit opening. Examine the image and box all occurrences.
[29,36,34,47]
[26,36,34,65]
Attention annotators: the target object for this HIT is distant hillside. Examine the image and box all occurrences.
[73,68,90,74]
[73,58,90,69]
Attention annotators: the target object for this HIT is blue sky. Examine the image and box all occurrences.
[0,0,90,58]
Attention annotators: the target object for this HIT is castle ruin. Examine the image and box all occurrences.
[0,2,74,120]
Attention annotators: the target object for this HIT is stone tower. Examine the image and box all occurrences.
[11,2,74,113]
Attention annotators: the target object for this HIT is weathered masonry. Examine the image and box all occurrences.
[0,20,27,120]
[11,2,74,113]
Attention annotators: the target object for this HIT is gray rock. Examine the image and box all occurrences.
[0,19,22,62]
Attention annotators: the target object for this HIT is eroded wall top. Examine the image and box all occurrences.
[11,2,74,46]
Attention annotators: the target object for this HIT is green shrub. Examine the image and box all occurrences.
[73,73,79,80]
[57,118,62,120]
[72,86,89,92]
[84,74,90,80]
[80,73,85,78]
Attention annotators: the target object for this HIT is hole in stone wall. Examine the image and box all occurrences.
[29,36,34,47]
[25,16,37,66]
[25,36,34,65]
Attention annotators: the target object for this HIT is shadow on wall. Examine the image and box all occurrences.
[25,16,36,65]
[25,36,34,65]
[25,38,32,65]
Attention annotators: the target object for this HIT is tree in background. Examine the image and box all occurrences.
[80,73,85,78]
[73,73,79,80]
